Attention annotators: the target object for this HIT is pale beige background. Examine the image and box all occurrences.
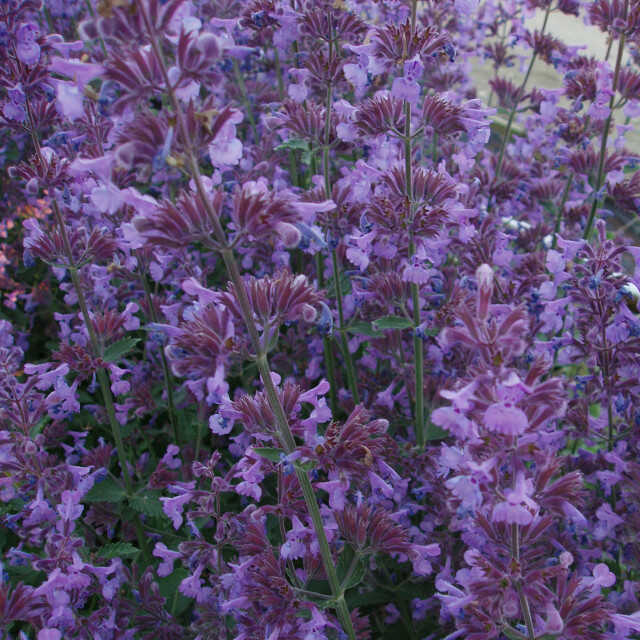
[471,8,640,149]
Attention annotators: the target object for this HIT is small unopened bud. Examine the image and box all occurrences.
[502,589,519,617]
[316,302,333,335]
[475,263,494,321]
[84,85,99,100]
[543,604,564,634]
[559,551,573,568]
[26,177,39,196]
[301,303,317,323]
[620,281,640,313]
[165,155,183,168]
[275,221,302,248]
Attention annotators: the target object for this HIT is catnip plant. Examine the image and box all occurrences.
[1,0,640,638]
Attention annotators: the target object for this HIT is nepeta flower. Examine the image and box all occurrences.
[483,401,529,436]
[373,21,452,68]
[492,473,538,525]
[134,190,223,249]
[16,22,40,66]
[355,94,405,136]
[223,269,322,329]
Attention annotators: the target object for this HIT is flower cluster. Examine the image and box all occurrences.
[1,0,640,639]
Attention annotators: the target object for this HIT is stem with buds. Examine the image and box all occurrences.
[511,524,536,640]
[404,100,426,449]
[136,5,356,637]
[583,9,628,239]
[495,4,551,180]
[24,98,150,562]
[323,17,360,405]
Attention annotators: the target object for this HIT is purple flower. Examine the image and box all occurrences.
[391,77,420,103]
[483,402,528,436]
[152,542,182,577]
[160,492,193,529]
[208,108,243,167]
[590,563,616,588]
[16,22,40,66]
[492,473,538,525]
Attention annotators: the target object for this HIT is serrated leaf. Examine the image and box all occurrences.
[103,337,140,363]
[5,563,44,587]
[84,476,126,503]
[373,316,414,331]
[0,498,24,515]
[129,494,165,518]
[347,321,382,338]
[253,447,285,463]
[98,542,140,559]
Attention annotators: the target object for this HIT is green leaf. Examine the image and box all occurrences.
[337,546,367,591]
[425,422,449,441]
[158,567,192,616]
[294,459,317,473]
[253,447,285,463]
[0,498,24,516]
[29,415,50,438]
[5,562,44,587]
[372,316,414,331]
[129,493,165,518]
[84,476,126,503]
[344,559,367,590]
[346,589,391,608]
[98,542,140,559]
[327,270,352,299]
[275,138,309,153]
[103,337,140,363]
[347,321,383,338]
[501,625,528,640]
[274,138,316,165]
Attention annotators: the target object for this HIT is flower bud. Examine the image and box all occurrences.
[475,263,494,321]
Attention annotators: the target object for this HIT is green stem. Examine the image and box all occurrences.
[332,249,360,404]
[138,263,180,448]
[273,47,299,187]
[584,22,627,239]
[232,59,258,141]
[25,96,149,562]
[495,5,551,180]
[137,6,355,637]
[511,524,536,640]
[495,52,537,179]
[551,172,573,249]
[316,253,339,415]
[322,22,359,405]
[405,100,425,449]
[83,0,108,55]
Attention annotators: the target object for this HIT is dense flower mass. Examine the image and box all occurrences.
[2,0,640,638]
